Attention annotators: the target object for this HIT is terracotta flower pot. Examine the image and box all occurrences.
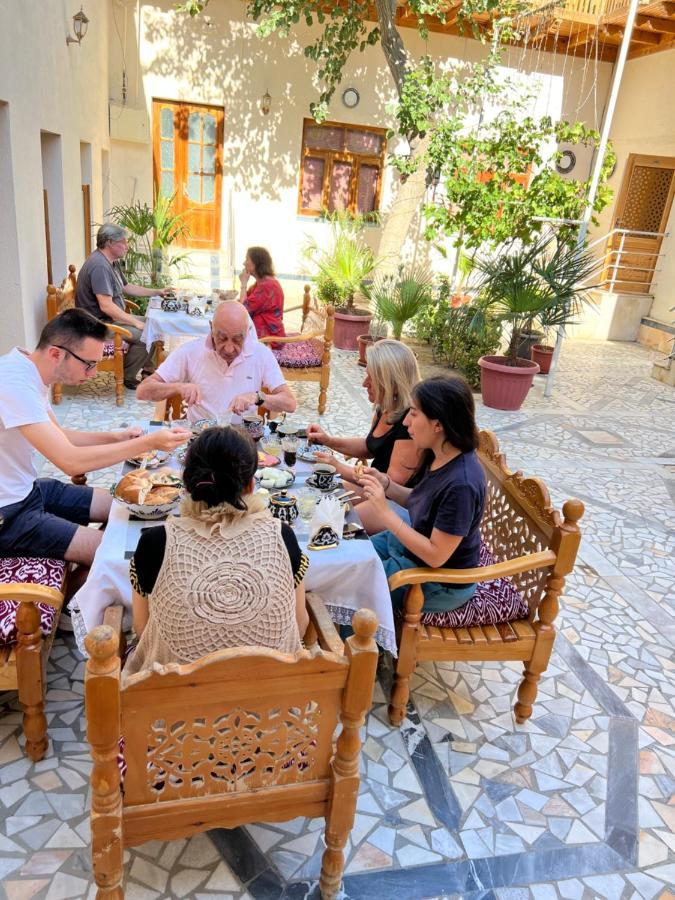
[334,311,372,351]
[515,331,545,361]
[357,334,374,367]
[478,355,540,411]
[531,343,554,375]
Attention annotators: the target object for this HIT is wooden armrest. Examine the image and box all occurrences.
[124,299,140,312]
[306,593,344,656]
[0,583,65,610]
[388,549,557,591]
[260,331,324,345]
[103,605,126,658]
[106,323,133,340]
[284,303,305,313]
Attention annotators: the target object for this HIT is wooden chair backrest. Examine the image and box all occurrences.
[86,609,378,846]
[119,647,348,807]
[477,430,582,619]
[46,264,77,320]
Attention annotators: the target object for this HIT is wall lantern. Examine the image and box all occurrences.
[66,6,90,46]
[260,90,272,116]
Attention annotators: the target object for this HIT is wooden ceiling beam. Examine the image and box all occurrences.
[635,14,675,35]
[566,24,594,51]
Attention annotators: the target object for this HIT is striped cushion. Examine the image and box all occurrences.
[420,543,528,629]
[0,557,66,646]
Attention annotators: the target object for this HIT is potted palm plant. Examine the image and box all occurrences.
[357,315,388,367]
[473,235,597,410]
[303,213,379,350]
[107,193,191,303]
[365,263,435,341]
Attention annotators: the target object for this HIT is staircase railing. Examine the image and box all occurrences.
[585,227,669,293]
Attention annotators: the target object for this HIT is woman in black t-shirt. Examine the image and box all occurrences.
[360,375,486,613]
[307,340,423,533]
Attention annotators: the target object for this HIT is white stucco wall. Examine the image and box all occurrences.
[598,47,675,325]
[107,0,613,282]
[0,0,112,352]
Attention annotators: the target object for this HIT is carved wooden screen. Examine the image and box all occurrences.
[120,653,347,806]
[478,432,558,618]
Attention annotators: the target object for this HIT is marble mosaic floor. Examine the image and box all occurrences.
[1,338,674,900]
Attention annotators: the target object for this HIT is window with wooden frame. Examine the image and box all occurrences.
[298,118,387,218]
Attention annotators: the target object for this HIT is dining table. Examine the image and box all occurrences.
[69,427,397,657]
[141,302,213,353]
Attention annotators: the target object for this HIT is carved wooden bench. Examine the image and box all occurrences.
[0,557,68,760]
[388,430,584,727]
[85,598,378,899]
[46,264,135,407]
[260,285,335,415]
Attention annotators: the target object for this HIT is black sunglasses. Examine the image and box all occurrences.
[52,344,99,373]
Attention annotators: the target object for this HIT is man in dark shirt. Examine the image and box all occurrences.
[76,224,170,389]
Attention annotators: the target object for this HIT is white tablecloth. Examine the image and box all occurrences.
[70,457,396,656]
[142,306,213,349]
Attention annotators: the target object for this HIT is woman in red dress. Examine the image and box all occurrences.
[238,247,286,341]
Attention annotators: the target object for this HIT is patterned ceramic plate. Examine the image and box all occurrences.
[297,443,328,463]
[125,450,169,469]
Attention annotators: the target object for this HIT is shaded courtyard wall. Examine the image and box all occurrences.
[599,47,675,334]
[0,0,111,352]
[108,0,613,285]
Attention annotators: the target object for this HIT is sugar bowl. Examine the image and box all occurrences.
[269,489,298,525]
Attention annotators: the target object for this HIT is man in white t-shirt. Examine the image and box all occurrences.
[137,301,296,422]
[0,310,190,577]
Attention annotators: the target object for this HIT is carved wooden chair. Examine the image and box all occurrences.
[0,558,69,760]
[85,599,378,900]
[46,264,135,407]
[259,285,335,415]
[388,430,584,727]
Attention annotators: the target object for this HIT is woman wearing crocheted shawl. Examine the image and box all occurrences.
[124,426,309,678]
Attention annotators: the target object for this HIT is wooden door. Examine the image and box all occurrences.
[153,99,224,250]
[604,154,675,294]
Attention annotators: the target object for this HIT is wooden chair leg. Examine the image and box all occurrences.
[86,626,124,899]
[514,628,555,724]
[52,382,63,405]
[16,601,48,762]
[320,611,378,899]
[114,360,124,406]
[515,573,562,723]
[318,365,329,415]
[388,585,423,726]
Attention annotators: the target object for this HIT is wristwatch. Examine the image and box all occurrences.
[254,390,265,406]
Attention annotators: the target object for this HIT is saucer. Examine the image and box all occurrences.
[297,443,327,463]
[305,475,341,493]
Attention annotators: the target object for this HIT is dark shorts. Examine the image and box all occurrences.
[0,479,94,559]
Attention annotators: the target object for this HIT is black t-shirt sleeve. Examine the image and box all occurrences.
[432,484,478,537]
[129,526,166,597]
[281,523,309,586]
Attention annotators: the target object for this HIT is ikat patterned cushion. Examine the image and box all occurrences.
[0,557,66,646]
[420,542,528,629]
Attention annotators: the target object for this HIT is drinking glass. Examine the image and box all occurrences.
[217,410,233,428]
[262,433,282,459]
[281,436,298,468]
[297,488,318,523]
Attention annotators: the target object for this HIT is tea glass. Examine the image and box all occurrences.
[281,436,298,468]
[297,487,318,523]
[262,433,282,459]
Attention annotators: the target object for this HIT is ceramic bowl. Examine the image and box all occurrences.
[110,483,182,520]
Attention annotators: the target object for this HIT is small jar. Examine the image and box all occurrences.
[269,489,298,525]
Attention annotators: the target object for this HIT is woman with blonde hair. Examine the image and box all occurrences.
[307,340,422,532]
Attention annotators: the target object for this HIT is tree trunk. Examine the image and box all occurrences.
[376,134,431,276]
[374,0,410,94]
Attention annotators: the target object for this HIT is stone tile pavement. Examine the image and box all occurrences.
[1,338,673,900]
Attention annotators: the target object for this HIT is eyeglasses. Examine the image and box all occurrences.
[52,344,99,373]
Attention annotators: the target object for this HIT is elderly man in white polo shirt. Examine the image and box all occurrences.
[137,301,296,422]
